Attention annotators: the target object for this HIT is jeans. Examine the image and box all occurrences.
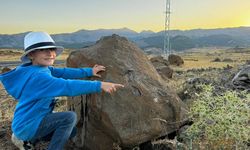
[31,111,77,150]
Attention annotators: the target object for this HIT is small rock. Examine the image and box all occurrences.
[1,67,11,73]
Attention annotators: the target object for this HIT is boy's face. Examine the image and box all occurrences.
[28,48,56,66]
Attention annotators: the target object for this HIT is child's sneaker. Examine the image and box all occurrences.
[11,133,35,150]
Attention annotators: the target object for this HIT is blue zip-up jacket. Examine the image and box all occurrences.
[0,63,101,141]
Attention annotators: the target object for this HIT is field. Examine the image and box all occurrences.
[0,49,71,62]
[0,47,249,149]
[178,47,250,69]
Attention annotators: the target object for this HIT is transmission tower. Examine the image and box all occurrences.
[163,0,171,58]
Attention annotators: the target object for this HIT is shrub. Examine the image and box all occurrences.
[183,84,250,149]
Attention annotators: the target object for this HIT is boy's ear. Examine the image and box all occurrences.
[27,52,33,60]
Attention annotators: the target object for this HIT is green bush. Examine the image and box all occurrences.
[184,84,250,148]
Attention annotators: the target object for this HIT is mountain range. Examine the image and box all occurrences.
[1,27,250,51]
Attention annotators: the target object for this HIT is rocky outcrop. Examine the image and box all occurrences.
[66,34,188,149]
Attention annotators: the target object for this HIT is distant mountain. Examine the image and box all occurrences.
[135,27,250,50]
[134,35,196,51]
[53,28,139,43]
[138,30,155,38]
[156,26,250,39]
[194,34,242,47]
[0,28,141,49]
[0,26,250,50]
[0,32,28,49]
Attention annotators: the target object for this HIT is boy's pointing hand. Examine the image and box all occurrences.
[101,82,125,94]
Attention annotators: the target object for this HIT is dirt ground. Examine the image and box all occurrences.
[0,84,18,150]
[0,48,249,149]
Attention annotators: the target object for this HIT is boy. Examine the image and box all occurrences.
[0,31,124,150]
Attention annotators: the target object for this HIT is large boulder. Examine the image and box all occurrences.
[168,54,184,66]
[66,34,188,149]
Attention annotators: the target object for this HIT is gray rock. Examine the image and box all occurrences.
[0,128,6,138]
[232,65,250,90]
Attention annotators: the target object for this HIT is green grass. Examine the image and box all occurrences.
[181,84,250,149]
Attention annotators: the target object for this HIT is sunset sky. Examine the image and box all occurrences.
[1,0,250,34]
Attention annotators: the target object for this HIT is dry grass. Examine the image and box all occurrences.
[176,48,250,70]
[0,84,16,121]
[0,49,22,61]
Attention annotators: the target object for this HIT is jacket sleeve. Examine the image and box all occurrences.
[48,66,93,79]
[24,71,101,99]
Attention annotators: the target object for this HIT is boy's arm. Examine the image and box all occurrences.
[48,66,93,79]
[28,71,101,98]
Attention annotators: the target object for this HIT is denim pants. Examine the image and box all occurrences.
[31,111,77,150]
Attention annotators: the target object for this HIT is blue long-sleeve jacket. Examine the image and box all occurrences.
[0,63,101,140]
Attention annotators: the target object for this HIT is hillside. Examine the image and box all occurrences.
[0,27,250,50]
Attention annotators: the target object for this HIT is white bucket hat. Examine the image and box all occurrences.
[21,31,64,63]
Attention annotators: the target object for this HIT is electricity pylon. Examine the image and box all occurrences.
[163,0,171,58]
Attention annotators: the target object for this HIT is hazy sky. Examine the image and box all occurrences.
[1,0,250,34]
